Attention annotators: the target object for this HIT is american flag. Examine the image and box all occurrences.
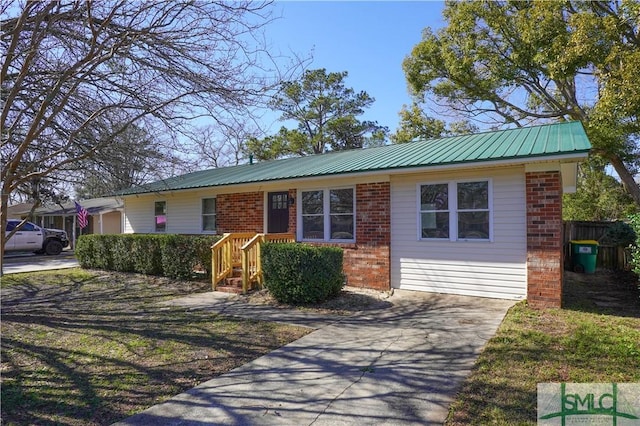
[75,201,89,229]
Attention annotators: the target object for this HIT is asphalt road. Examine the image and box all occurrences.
[2,250,79,275]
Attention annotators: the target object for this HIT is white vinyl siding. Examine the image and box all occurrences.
[124,192,220,234]
[392,167,526,300]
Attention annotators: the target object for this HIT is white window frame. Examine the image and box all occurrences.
[201,197,217,234]
[298,187,356,242]
[417,179,493,242]
[154,201,167,233]
[418,180,450,240]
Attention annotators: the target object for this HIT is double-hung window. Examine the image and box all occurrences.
[302,190,324,239]
[202,198,216,232]
[419,180,491,241]
[154,201,167,232]
[301,188,355,241]
[419,183,450,239]
[457,181,490,240]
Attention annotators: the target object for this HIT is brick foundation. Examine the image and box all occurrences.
[526,171,563,308]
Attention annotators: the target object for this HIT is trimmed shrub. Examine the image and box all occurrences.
[75,234,219,279]
[131,235,163,275]
[193,236,216,277]
[262,243,345,304]
[161,234,198,280]
[111,235,135,272]
[92,234,115,270]
[75,234,97,268]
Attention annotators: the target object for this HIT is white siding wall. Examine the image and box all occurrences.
[124,191,219,234]
[391,166,527,300]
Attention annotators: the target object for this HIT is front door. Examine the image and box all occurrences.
[268,192,289,233]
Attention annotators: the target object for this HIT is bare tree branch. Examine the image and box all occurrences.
[0,0,299,272]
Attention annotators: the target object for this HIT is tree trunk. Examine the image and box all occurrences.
[608,154,640,207]
[0,181,9,276]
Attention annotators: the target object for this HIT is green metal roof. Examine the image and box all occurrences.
[118,121,591,196]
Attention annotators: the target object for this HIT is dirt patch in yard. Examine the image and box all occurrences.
[244,286,394,314]
[563,269,640,317]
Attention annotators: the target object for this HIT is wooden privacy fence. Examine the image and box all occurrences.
[563,221,629,270]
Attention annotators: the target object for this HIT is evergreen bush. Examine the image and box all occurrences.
[161,234,198,280]
[627,215,640,275]
[75,234,219,279]
[601,221,636,247]
[111,235,135,272]
[262,243,345,304]
[75,234,96,268]
[131,235,164,275]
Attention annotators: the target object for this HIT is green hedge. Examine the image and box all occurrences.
[262,243,345,304]
[627,215,640,275]
[75,234,219,279]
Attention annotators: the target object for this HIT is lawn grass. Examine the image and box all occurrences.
[446,271,640,425]
[0,269,309,425]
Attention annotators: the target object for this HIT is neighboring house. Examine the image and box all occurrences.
[33,197,125,245]
[5,203,35,220]
[118,122,591,308]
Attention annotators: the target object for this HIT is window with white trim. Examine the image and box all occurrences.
[202,198,216,232]
[154,201,167,232]
[457,181,490,240]
[419,180,491,241]
[301,188,355,241]
[419,183,449,239]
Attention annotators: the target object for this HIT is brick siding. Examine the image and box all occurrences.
[215,185,392,291]
[216,192,264,233]
[306,182,391,291]
[287,188,297,234]
[526,171,563,308]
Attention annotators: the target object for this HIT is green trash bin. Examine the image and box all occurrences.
[570,240,599,273]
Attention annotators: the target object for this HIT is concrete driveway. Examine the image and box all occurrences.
[115,290,515,426]
[2,250,78,274]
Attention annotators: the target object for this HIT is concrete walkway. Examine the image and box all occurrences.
[115,290,515,426]
[2,251,78,274]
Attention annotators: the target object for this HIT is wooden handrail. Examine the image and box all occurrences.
[242,233,295,292]
[264,233,297,243]
[213,232,295,293]
[241,234,264,293]
[212,233,232,290]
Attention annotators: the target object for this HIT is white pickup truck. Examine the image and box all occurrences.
[5,219,70,255]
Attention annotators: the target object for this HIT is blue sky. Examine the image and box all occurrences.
[261,1,446,134]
